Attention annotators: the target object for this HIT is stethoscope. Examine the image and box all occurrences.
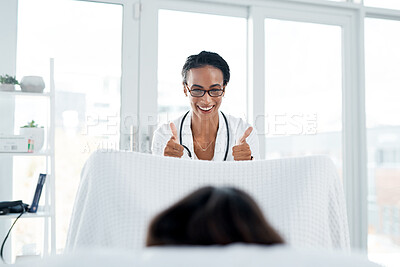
[179,110,229,161]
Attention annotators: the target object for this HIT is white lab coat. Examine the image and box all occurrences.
[151,111,260,161]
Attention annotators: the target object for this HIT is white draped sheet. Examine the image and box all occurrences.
[15,246,380,267]
[65,151,350,251]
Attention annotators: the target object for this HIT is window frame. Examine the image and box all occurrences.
[135,0,249,153]
[248,1,367,250]
[5,0,400,254]
[90,0,400,252]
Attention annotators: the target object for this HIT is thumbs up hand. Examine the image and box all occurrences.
[232,127,253,161]
[164,122,184,158]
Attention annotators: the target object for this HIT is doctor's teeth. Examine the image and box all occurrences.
[199,106,213,111]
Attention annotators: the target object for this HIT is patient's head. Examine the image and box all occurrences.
[146,186,284,246]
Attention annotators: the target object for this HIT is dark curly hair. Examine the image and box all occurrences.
[146,186,284,246]
[181,51,230,86]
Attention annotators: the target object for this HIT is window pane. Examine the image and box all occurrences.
[264,19,343,174]
[17,0,122,253]
[365,18,400,267]
[364,0,400,10]
[158,10,247,121]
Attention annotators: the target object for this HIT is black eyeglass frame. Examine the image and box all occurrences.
[185,84,225,97]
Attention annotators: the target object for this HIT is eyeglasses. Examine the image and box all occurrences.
[185,85,225,97]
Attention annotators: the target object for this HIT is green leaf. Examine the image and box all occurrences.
[0,74,19,85]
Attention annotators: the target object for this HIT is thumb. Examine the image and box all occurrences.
[170,122,179,141]
[238,127,253,145]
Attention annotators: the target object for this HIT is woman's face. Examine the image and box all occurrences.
[184,66,225,120]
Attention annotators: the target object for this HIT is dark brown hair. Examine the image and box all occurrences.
[146,186,284,246]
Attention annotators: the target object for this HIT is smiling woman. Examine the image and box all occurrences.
[151,51,259,161]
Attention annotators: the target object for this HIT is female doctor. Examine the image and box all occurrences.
[151,51,259,161]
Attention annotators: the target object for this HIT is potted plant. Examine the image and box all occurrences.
[19,120,45,152]
[20,76,45,93]
[0,74,19,92]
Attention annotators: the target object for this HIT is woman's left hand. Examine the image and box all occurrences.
[232,127,253,161]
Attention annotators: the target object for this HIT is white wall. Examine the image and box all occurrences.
[0,0,18,263]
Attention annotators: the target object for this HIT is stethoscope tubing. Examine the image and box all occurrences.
[179,110,229,161]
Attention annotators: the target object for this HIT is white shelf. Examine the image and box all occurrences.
[0,151,52,157]
[0,91,51,97]
[1,59,56,257]
[0,211,50,219]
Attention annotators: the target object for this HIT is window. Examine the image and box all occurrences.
[157,9,247,121]
[264,19,343,176]
[5,0,400,262]
[365,17,400,266]
[17,0,122,253]
[364,0,400,10]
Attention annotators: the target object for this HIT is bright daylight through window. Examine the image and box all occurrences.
[16,0,122,253]
[365,17,400,266]
[264,19,342,176]
[158,10,247,122]
[1,0,399,266]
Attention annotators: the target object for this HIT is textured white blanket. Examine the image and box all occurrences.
[16,246,379,267]
[65,151,349,251]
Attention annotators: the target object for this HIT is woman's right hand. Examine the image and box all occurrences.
[163,122,184,158]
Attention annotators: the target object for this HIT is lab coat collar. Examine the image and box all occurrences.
[181,110,227,161]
